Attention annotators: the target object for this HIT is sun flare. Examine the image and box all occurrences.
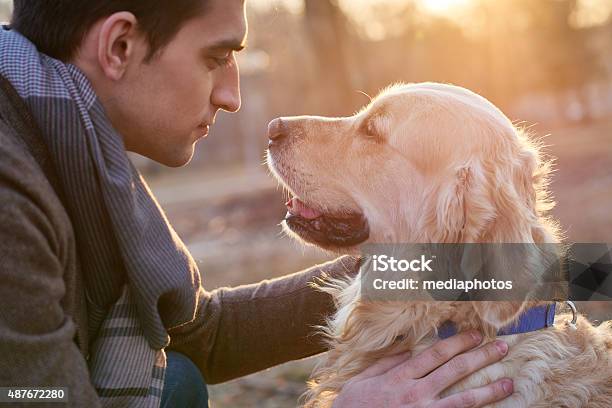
[420,0,471,14]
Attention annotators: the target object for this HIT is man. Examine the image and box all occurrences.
[0,0,513,407]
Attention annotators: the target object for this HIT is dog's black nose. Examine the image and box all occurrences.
[268,118,287,144]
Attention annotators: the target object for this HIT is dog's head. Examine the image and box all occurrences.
[267,82,558,253]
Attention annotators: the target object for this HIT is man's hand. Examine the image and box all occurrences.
[333,331,512,408]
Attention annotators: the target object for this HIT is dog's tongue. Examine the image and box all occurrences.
[285,197,322,220]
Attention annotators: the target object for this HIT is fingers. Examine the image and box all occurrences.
[387,330,483,381]
[421,340,509,396]
[432,378,514,408]
[351,351,412,382]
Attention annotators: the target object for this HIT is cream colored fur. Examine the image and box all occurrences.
[266,83,612,407]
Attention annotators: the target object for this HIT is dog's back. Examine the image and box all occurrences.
[441,314,612,407]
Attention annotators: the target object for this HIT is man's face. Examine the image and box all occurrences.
[112,0,247,166]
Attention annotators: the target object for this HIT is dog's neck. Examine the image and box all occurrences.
[438,303,557,339]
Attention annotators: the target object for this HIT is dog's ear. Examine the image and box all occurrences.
[515,147,538,212]
[461,242,559,332]
[457,245,527,330]
[430,161,495,242]
[484,128,558,243]
[513,134,556,243]
[471,301,527,333]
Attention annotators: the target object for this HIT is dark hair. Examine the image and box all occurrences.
[11,0,207,61]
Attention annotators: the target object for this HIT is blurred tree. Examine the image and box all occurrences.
[304,0,355,115]
[519,0,605,121]
[409,17,480,88]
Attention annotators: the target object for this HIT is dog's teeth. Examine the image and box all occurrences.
[313,219,321,230]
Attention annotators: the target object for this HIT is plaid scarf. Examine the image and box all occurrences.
[0,27,201,407]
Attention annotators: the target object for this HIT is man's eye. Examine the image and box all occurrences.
[207,52,235,69]
[215,57,233,68]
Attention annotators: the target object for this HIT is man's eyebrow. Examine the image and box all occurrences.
[207,39,247,52]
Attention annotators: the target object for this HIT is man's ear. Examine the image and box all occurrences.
[97,12,141,81]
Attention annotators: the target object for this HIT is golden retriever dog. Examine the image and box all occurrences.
[266,83,612,407]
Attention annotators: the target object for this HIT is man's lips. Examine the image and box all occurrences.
[197,124,210,137]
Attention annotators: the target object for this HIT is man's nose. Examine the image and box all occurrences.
[213,86,241,113]
[212,63,241,113]
[267,117,287,145]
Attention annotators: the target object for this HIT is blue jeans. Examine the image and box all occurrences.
[161,351,209,408]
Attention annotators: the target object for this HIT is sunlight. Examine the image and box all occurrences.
[419,0,472,14]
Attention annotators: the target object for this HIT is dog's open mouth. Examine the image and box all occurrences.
[284,197,369,248]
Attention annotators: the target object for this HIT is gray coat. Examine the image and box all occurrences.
[0,74,358,406]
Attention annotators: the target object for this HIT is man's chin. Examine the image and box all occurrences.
[131,144,196,168]
[161,147,196,168]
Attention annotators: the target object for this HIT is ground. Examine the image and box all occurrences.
[149,118,612,407]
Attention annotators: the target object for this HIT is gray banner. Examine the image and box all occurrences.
[359,243,611,302]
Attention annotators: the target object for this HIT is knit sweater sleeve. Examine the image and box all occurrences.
[0,128,101,407]
[167,255,360,384]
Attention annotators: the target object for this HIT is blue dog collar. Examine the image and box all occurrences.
[437,303,556,340]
